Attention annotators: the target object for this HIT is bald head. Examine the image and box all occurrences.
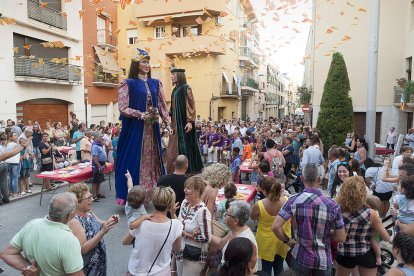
[48,192,77,223]
[175,155,188,171]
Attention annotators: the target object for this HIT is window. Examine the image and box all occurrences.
[127,29,137,45]
[154,26,165,39]
[181,26,200,37]
[407,57,412,81]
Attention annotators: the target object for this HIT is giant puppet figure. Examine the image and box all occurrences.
[165,68,203,174]
[115,48,169,205]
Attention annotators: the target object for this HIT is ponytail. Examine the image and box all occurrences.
[258,176,281,202]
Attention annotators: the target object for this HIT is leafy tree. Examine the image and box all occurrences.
[316,52,354,154]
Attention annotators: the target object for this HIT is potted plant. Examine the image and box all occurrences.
[396,78,414,104]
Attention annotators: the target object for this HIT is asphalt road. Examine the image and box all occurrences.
[0,175,133,276]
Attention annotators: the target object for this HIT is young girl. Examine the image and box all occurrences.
[385,233,414,275]
[249,153,264,184]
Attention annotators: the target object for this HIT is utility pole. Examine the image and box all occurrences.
[366,0,380,159]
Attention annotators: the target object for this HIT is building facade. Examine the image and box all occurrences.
[82,0,120,126]
[0,0,84,128]
[116,0,261,121]
[304,0,413,142]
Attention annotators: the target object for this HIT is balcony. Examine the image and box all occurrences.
[239,46,259,68]
[220,89,239,98]
[139,35,225,56]
[14,57,81,85]
[240,77,259,96]
[93,68,119,88]
[134,0,225,21]
[97,29,117,51]
[27,0,67,30]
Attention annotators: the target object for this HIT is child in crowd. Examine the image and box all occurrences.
[393,175,414,233]
[366,195,383,266]
[125,170,147,229]
[19,146,31,195]
[249,152,264,184]
[216,183,237,224]
[231,147,242,183]
[256,161,272,200]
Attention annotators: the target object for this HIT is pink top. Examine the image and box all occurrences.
[264,148,286,167]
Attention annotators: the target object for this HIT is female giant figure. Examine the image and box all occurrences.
[115,49,169,205]
[166,68,203,174]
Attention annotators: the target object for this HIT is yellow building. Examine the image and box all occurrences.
[117,0,259,121]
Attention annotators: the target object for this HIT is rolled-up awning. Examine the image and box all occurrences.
[93,45,120,74]
[233,73,241,95]
[222,70,231,93]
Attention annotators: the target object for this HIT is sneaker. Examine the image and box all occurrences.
[21,192,26,196]
[93,197,100,202]
[97,194,106,198]
[27,189,32,193]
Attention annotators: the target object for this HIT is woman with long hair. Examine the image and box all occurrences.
[385,233,414,275]
[250,176,290,276]
[330,163,352,198]
[336,176,389,276]
[354,137,368,172]
[165,67,203,174]
[115,48,170,205]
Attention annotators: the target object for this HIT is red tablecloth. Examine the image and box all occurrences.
[240,159,253,173]
[58,146,76,155]
[375,148,394,155]
[216,184,256,204]
[36,163,114,183]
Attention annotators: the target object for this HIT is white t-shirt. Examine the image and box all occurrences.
[221,228,258,269]
[392,155,403,176]
[365,166,394,193]
[5,142,20,164]
[128,219,183,276]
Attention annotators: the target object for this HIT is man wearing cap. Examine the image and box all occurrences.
[165,67,203,174]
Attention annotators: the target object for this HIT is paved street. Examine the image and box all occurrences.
[0,175,132,276]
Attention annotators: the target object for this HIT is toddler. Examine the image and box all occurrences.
[125,170,147,229]
[393,175,414,233]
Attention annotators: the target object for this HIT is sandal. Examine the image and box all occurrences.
[97,194,106,198]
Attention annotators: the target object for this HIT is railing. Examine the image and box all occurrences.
[97,29,117,48]
[240,77,259,90]
[239,46,259,66]
[394,86,414,104]
[27,0,67,30]
[94,67,118,84]
[14,57,81,83]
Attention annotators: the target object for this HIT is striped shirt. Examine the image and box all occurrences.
[279,188,344,270]
[177,199,211,262]
[337,207,372,257]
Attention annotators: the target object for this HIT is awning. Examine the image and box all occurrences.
[93,46,120,75]
[222,70,231,93]
[233,74,241,95]
[141,11,204,23]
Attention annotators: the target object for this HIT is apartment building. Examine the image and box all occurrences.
[116,0,261,121]
[0,0,84,127]
[304,0,414,142]
[82,0,120,125]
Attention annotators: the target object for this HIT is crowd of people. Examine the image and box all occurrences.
[0,112,414,276]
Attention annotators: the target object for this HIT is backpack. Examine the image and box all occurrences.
[270,153,283,177]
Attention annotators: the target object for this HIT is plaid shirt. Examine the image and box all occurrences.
[337,207,372,257]
[279,188,344,270]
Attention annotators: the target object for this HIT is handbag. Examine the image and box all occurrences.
[183,244,202,261]
[209,146,215,153]
[41,157,52,165]
[147,219,172,276]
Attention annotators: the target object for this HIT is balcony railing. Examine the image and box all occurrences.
[239,46,259,66]
[97,29,117,49]
[14,57,81,84]
[241,77,259,90]
[394,86,414,104]
[93,68,118,87]
[220,89,238,97]
[27,0,67,30]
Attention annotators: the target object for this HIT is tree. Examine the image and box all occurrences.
[316,52,354,154]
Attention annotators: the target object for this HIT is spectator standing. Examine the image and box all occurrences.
[282,136,294,177]
[68,183,119,276]
[386,127,398,150]
[72,123,86,161]
[392,146,413,175]
[11,121,22,137]
[327,147,340,196]
[232,130,243,157]
[111,129,120,166]
[5,132,20,198]
[242,137,252,161]
[251,177,290,276]
[53,122,66,147]
[272,164,346,275]
[91,133,107,201]
[43,122,54,142]
[335,176,390,275]
[385,233,414,276]
[38,133,55,191]
[355,137,368,172]
[32,123,42,170]
[19,144,31,195]
[80,129,93,163]
[122,186,182,276]
[263,139,285,177]
[0,192,84,276]
[301,135,324,167]
[157,155,188,216]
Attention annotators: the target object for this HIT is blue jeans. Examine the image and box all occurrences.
[7,163,20,193]
[261,255,284,276]
[291,257,332,276]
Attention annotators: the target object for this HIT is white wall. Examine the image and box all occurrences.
[0,0,84,121]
